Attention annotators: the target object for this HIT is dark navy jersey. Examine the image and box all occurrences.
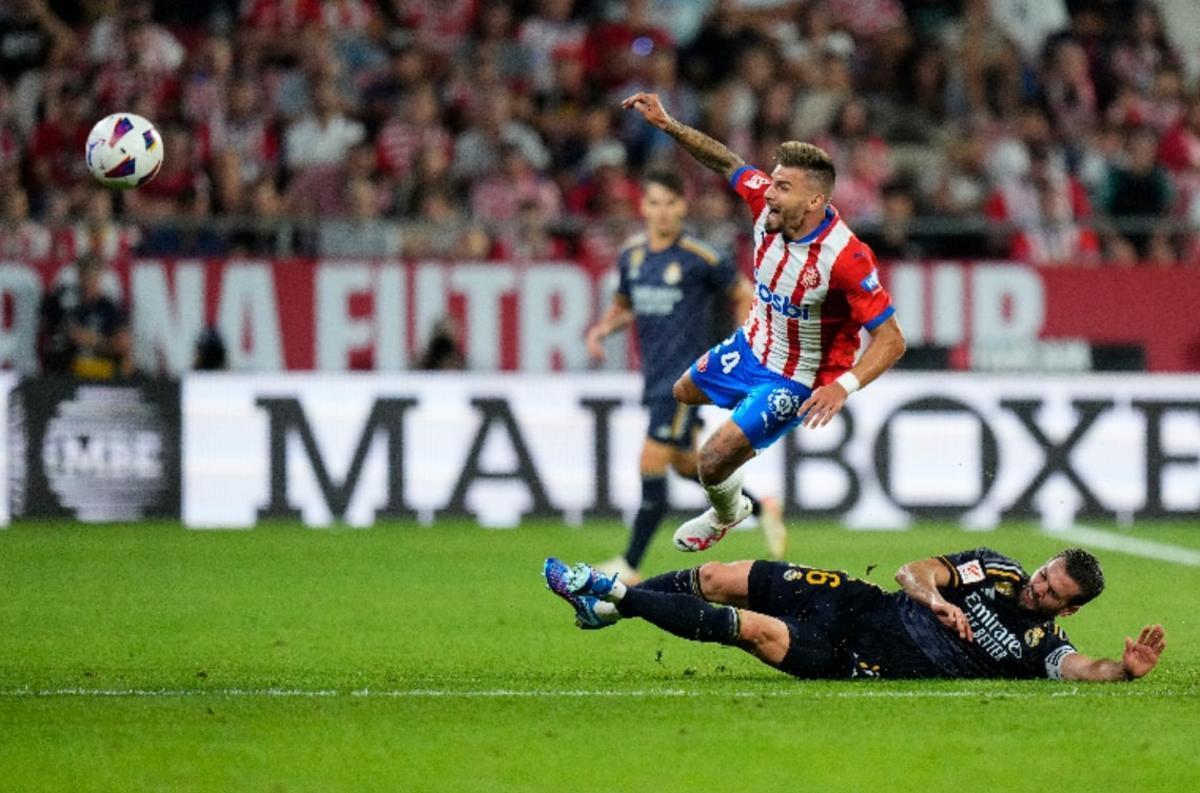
[895,548,1078,679]
[616,233,737,402]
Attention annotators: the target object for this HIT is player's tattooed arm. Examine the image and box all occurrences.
[895,557,974,643]
[1059,625,1166,682]
[621,92,746,180]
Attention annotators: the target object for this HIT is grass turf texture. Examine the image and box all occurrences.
[1,519,1197,792]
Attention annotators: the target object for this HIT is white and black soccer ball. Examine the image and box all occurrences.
[84,113,164,190]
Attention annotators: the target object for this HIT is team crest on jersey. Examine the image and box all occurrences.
[994,580,1015,598]
[1024,626,1045,648]
[957,560,985,584]
[696,351,710,372]
[799,261,821,289]
[663,262,682,285]
[860,269,882,294]
[766,388,800,422]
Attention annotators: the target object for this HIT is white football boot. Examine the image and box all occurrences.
[672,495,754,552]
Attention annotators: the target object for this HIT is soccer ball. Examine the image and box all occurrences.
[85,113,164,189]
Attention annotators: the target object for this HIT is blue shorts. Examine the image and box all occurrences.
[645,396,702,449]
[688,329,812,450]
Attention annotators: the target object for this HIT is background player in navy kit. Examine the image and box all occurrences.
[544,547,1166,682]
[586,170,787,584]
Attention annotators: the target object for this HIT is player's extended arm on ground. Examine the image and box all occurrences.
[728,276,755,326]
[586,295,635,363]
[621,92,746,181]
[1060,625,1166,682]
[799,317,906,428]
[895,557,974,642]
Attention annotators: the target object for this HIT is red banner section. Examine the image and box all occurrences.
[1,258,1197,373]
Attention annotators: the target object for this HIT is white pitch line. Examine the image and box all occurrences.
[1044,524,1200,567]
[0,687,1193,700]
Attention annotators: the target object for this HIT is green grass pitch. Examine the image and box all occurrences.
[1,518,1197,792]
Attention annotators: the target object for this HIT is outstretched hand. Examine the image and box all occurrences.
[621,92,671,130]
[1122,624,1166,679]
[798,383,849,428]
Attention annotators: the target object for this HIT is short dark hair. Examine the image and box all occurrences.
[774,141,836,196]
[643,169,685,197]
[1056,548,1105,606]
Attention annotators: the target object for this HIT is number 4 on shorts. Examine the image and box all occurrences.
[720,351,740,374]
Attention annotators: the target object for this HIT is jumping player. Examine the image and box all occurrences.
[586,170,788,582]
[621,92,907,553]
[543,548,1167,682]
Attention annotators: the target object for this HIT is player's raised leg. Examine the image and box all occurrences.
[674,426,788,560]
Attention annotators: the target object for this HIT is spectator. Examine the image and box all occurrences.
[229,178,296,256]
[1098,127,1174,252]
[39,254,132,379]
[51,189,140,262]
[0,187,51,259]
[1108,2,1179,95]
[452,88,550,182]
[86,0,184,72]
[862,180,926,260]
[517,0,587,93]
[376,82,453,182]
[584,0,674,90]
[318,178,403,258]
[470,144,562,224]
[1043,39,1099,143]
[495,199,570,261]
[285,81,366,170]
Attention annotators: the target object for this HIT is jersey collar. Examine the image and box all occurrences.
[786,205,837,244]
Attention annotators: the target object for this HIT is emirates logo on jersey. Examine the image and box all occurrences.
[800,262,821,289]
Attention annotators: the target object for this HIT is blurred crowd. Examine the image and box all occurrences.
[2,0,1200,268]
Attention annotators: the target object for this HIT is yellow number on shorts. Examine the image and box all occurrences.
[804,569,842,588]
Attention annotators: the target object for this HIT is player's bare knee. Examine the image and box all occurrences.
[698,562,727,600]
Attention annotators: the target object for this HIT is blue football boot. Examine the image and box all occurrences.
[543,558,618,630]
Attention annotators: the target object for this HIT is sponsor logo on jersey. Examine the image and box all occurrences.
[957,559,985,584]
[860,269,882,293]
[1024,626,1045,648]
[756,283,809,319]
[745,173,770,190]
[964,591,1024,661]
[766,388,800,422]
[663,261,682,285]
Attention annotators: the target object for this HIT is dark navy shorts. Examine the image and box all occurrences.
[645,396,702,449]
[747,561,941,679]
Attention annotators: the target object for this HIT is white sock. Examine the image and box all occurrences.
[704,468,745,524]
[605,579,628,603]
[594,601,620,620]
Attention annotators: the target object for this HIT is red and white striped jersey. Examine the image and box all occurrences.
[731,165,895,388]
